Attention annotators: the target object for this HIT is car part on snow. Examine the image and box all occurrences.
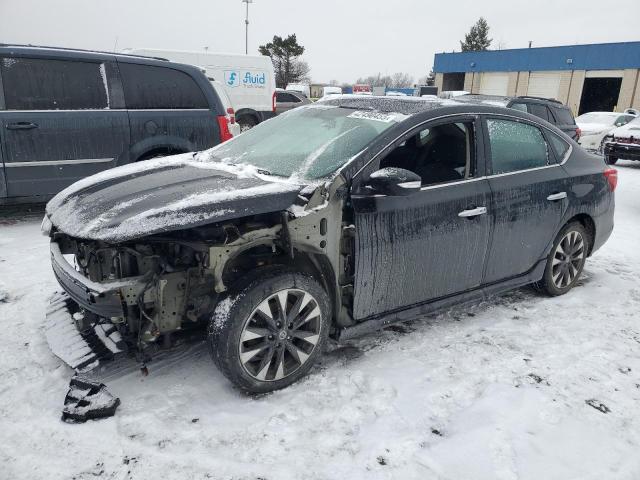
[45,292,126,372]
[62,376,121,423]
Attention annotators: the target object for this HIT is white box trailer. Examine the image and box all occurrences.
[123,48,276,130]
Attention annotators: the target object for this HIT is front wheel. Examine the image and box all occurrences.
[605,155,618,165]
[208,269,330,393]
[537,222,590,296]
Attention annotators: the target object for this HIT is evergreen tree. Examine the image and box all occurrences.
[259,34,310,88]
[460,18,492,52]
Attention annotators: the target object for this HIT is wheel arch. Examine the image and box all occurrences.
[566,213,596,256]
[235,108,261,125]
[221,246,339,326]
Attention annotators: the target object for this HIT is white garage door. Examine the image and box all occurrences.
[527,72,561,99]
[479,73,509,96]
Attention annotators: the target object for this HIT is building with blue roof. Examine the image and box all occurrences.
[433,42,640,114]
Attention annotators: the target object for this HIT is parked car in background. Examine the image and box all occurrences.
[455,95,581,140]
[0,44,231,204]
[275,89,311,114]
[603,116,640,164]
[414,85,438,96]
[353,84,373,95]
[43,95,615,393]
[576,111,636,152]
[439,90,470,99]
[123,48,276,132]
[285,84,310,98]
[322,86,342,98]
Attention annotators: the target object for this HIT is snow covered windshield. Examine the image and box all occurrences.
[198,105,403,180]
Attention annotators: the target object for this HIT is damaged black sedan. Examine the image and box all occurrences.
[43,96,616,393]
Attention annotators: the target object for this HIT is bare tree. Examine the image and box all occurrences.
[390,72,414,88]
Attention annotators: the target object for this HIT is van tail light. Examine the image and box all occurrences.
[217,115,233,142]
[227,107,235,124]
[272,91,276,112]
[604,167,618,192]
[575,127,581,140]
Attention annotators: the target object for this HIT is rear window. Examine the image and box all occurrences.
[527,103,550,122]
[276,92,301,103]
[0,57,108,110]
[552,107,575,125]
[119,63,208,109]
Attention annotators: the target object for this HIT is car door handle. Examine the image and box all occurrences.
[458,206,487,218]
[547,192,567,201]
[6,122,39,130]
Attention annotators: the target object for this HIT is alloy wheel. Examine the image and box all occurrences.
[238,289,322,382]
[552,230,585,289]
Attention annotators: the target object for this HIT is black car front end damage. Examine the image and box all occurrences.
[603,136,640,161]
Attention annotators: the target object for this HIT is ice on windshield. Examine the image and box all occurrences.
[197,105,403,180]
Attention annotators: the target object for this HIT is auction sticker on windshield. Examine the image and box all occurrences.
[347,110,399,122]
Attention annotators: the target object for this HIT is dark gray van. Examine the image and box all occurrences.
[0,45,232,204]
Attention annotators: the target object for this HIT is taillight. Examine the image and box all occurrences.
[227,107,235,124]
[272,91,276,112]
[575,127,581,140]
[604,167,618,192]
[216,115,233,142]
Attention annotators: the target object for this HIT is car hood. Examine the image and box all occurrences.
[610,122,640,137]
[45,153,303,243]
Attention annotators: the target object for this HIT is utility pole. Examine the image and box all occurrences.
[242,0,253,55]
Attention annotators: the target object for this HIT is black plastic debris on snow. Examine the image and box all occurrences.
[62,376,120,423]
[585,399,611,414]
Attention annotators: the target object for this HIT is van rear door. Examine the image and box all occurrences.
[0,54,130,201]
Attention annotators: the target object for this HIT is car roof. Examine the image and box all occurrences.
[454,94,567,109]
[0,43,169,62]
[578,111,622,117]
[452,94,512,107]
[319,94,469,115]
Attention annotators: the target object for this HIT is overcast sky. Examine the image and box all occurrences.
[2,0,639,84]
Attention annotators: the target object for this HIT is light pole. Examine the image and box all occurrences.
[242,0,253,55]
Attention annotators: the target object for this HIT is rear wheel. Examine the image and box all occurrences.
[208,268,330,393]
[538,222,590,296]
[605,155,618,165]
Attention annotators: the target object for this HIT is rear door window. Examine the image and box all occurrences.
[119,63,208,109]
[0,57,108,110]
[487,119,549,174]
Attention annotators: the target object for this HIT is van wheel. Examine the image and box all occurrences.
[208,268,330,393]
[605,156,618,165]
[237,115,258,132]
[537,222,590,296]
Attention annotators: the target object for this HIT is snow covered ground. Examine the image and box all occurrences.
[1,162,640,480]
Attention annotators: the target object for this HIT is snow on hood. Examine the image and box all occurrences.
[610,119,640,136]
[46,153,304,243]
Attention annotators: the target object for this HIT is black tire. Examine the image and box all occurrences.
[537,222,590,296]
[605,155,618,165]
[208,268,330,393]
[237,115,258,132]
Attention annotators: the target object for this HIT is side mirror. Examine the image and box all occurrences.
[366,167,421,196]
